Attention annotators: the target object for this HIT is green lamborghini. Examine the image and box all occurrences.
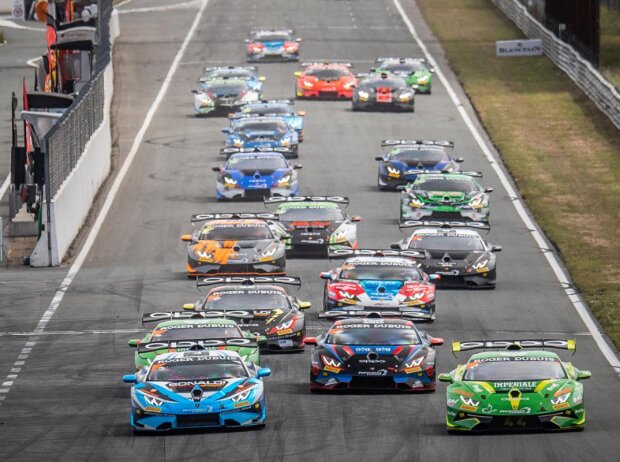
[371,57,434,94]
[439,339,591,432]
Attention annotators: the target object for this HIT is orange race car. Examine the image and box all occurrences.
[294,62,358,99]
[181,213,288,277]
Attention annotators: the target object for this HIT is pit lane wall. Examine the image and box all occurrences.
[30,10,120,266]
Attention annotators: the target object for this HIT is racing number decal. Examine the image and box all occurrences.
[503,417,527,428]
[377,87,392,103]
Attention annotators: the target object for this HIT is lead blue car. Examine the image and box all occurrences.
[122,350,271,432]
[230,100,306,142]
[375,140,463,191]
[222,116,299,158]
[213,149,302,200]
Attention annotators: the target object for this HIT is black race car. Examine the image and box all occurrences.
[304,314,444,391]
[352,73,415,112]
[184,276,311,352]
[392,223,501,288]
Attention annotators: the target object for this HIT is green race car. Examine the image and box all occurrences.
[128,315,264,370]
[439,339,591,432]
[400,172,492,225]
[372,57,434,94]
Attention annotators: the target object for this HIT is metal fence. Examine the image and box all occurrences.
[492,0,620,130]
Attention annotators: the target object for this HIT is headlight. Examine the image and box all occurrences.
[387,166,401,177]
[357,90,369,100]
[240,92,258,103]
[277,174,291,186]
[144,395,165,407]
[320,355,342,369]
[343,81,355,89]
[228,386,255,403]
[252,46,262,53]
[223,176,237,188]
[399,91,415,101]
[198,93,212,103]
[551,394,571,406]
[338,289,358,300]
[472,258,489,272]
[280,137,291,147]
[275,319,295,331]
[408,292,425,301]
[196,249,214,261]
[303,80,314,88]
[403,357,424,370]
[417,77,429,85]
[232,138,243,147]
[332,231,347,243]
[409,198,423,208]
[262,246,277,257]
[460,396,480,407]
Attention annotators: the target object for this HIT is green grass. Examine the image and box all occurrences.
[417,0,620,348]
[600,4,620,89]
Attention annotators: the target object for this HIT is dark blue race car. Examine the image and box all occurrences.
[304,315,444,391]
[213,149,302,200]
[230,100,305,142]
[221,116,299,158]
[375,140,463,191]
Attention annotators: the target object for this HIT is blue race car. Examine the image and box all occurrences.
[200,66,266,93]
[230,100,306,142]
[122,350,271,432]
[221,116,299,157]
[213,149,302,200]
[375,140,463,191]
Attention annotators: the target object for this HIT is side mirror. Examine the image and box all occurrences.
[293,164,303,169]
[351,216,362,222]
[303,337,318,345]
[491,245,502,252]
[180,234,193,242]
[430,68,436,73]
[182,303,196,310]
[257,367,272,378]
[430,337,445,346]
[455,157,464,163]
[211,166,221,172]
[296,38,302,42]
[484,187,494,193]
[293,71,302,77]
[349,84,356,89]
[128,339,139,348]
[390,242,401,250]
[438,373,452,383]
[429,274,441,281]
[369,68,377,73]
[297,110,306,116]
[299,301,312,310]
[221,127,232,134]
[256,335,267,345]
[578,370,592,381]
[374,156,384,161]
[122,374,138,384]
[319,272,332,280]
[191,89,200,94]
[258,76,266,82]
[244,39,250,43]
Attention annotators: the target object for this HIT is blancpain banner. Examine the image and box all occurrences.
[496,39,543,57]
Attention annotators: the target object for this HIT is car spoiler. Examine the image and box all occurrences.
[197,276,301,288]
[190,212,278,223]
[381,139,454,148]
[451,339,576,355]
[300,61,352,68]
[264,196,349,206]
[319,310,432,320]
[203,65,257,72]
[142,311,255,324]
[220,146,293,156]
[376,57,426,63]
[137,338,259,353]
[328,249,423,259]
[399,220,490,230]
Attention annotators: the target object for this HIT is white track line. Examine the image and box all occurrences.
[0,19,45,32]
[115,0,135,8]
[0,174,9,200]
[118,0,202,14]
[0,0,210,408]
[393,0,620,372]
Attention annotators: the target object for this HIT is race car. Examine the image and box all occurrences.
[199,66,265,93]
[371,57,434,94]
[392,223,501,288]
[320,249,438,321]
[192,78,260,116]
[439,339,591,432]
[265,196,360,256]
[212,150,302,200]
[294,62,357,99]
[181,213,287,277]
[229,99,305,141]
[221,116,299,157]
[400,172,492,224]
[352,73,415,112]
[375,140,463,191]
[183,276,311,352]
[304,315,444,391]
[129,315,263,370]
[123,350,271,432]
[245,29,301,62]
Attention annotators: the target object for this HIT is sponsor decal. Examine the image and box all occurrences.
[552,402,570,410]
[499,407,531,415]
[233,401,251,408]
[358,370,388,376]
[144,406,161,413]
[404,366,422,374]
[324,365,342,374]
[447,398,458,407]
[460,404,478,412]
[481,404,497,414]
[277,328,293,336]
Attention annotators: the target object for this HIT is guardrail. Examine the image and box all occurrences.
[493,0,620,130]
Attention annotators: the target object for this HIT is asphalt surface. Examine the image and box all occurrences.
[1,0,619,460]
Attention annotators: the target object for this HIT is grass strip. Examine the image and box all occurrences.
[600,4,620,89]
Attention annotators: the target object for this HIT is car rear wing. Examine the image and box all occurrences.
[203,65,257,72]
[137,338,259,353]
[220,146,293,156]
[251,29,294,35]
[452,339,576,354]
[381,139,454,148]
[300,61,353,68]
[319,310,432,320]
[376,57,426,63]
[197,276,301,288]
[142,311,256,324]
[190,212,278,223]
[264,196,349,206]
[328,249,423,259]
[399,220,490,231]
[229,112,292,120]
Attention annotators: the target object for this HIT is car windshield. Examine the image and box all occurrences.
[148,358,248,381]
[340,264,422,281]
[256,34,290,42]
[382,62,426,73]
[206,291,291,310]
[391,149,449,163]
[464,359,566,381]
[327,327,420,345]
[278,207,345,222]
[208,70,253,79]
[203,83,247,93]
[199,224,273,240]
[226,155,288,170]
[238,121,288,135]
[151,326,243,341]
[416,178,478,192]
[408,235,485,251]
[306,68,350,79]
[363,78,405,89]
[245,106,291,116]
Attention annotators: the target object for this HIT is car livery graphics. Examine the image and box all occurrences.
[246,29,301,62]
[294,62,357,99]
[352,73,415,111]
